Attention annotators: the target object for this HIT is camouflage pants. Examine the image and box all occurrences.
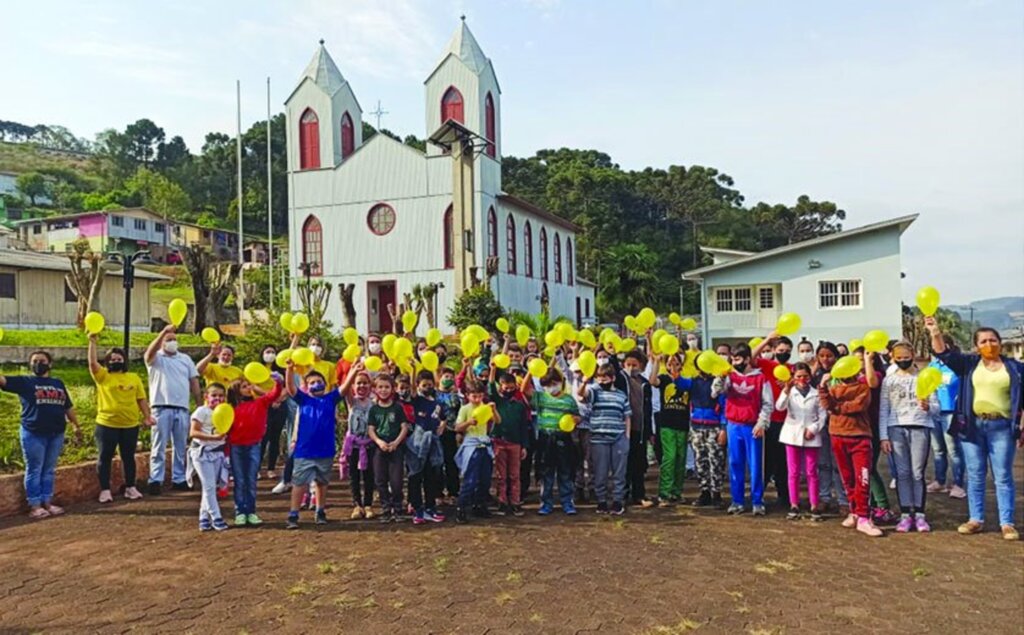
[690,428,725,495]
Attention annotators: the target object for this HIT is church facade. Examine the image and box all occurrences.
[285,21,596,334]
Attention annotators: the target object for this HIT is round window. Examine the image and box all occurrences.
[367,204,396,235]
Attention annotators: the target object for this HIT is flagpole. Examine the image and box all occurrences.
[236,79,246,319]
[266,76,274,312]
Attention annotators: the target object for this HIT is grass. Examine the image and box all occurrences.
[494,591,515,605]
[317,562,337,575]
[286,581,311,597]
[505,571,522,584]
[642,618,703,634]
[0,329,204,348]
[433,556,451,576]
[912,566,930,580]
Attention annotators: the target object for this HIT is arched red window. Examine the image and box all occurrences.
[554,232,563,283]
[443,206,454,269]
[539,228,548,281]
[505,214,516,274]
[523,221,533,278]
[566,237,575,286]
[340,112,354,159]
[441,87,464,124]
[487,206,498,258]
[485,92,496,157]
[302,215,323,276]
[299,108,320,169]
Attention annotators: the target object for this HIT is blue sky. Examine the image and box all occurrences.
[2,0,1022,306]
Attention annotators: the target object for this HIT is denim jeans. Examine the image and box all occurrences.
[817,428,848,506]
[20,428,64,507]
[457,447,493,510]
[931,413,965,487]
[149,407,190,485]
[889,426,931,512]
[962,417,1017,527]
[539,433,575,508]
[231,444,261,515]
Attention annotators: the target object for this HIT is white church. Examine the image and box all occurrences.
[285,19,596,334]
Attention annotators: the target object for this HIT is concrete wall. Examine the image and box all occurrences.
[0,454,150,518]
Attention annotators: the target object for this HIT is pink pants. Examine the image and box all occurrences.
[785,445,820,508]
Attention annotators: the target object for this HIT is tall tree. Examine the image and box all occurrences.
[64,239,105,328]
[15,172,49,206]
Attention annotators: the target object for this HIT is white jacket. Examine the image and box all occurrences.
[775,387,824,447]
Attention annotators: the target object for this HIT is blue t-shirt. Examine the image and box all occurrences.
[291,390,341,459]
[410,395,444,432]
[3,375,73,436]
[929,359,960,414]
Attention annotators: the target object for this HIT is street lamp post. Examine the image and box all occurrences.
[104,250,158,368]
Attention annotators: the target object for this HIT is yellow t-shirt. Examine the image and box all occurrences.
[456,403,489,439]
[93,367,146,428]
[202,363,243,387]
[681,349,700,379]
[972,363,1011,418]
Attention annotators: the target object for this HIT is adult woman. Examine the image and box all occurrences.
[88,334,153,503]
[0,351,81,518]
[927,317,1023,540]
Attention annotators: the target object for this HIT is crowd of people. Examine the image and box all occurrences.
[5,315,1022,540]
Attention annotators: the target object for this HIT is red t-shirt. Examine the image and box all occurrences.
[227,383,282,446]
[754,358,790,423]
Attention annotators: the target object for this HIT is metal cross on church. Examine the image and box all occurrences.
[369,100,389,130]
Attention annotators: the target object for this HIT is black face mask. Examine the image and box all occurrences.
[500,389,516,398]
[775,352,791,365]
[31,362,50,377]
[108,362,126,373]
[895,359,914,370]
[598,381,614,391]
[733,362,747,373]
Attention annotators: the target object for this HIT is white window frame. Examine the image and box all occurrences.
[714,286,753,314]
[758,286,774,310]
[818,279,862,310]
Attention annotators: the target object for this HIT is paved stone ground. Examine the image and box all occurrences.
[1,459,1022,635]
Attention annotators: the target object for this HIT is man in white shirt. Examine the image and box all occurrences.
[145,325,201,494]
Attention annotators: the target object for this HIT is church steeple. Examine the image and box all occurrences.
[434,17,491,76]
[301,40,348,97]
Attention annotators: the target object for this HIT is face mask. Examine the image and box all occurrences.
[31,362,50,376]
[979,343,1001,360]
[501,388,516,398]
[263,352,277,364]
[544,385,561,396]
[310,346,323,357]
[597,357,610,366]
[437,353,447,363]
[440,378,454,390]
[397,389,411,400]
[368,342,382,354]
[733,362,747,373]
[308,382,326,394]
[108,362,126,373]
[598,381,613,391]
[687,337,699,349]
[760,352,774,360]
[163,341,179,355]
[895,359,914,370]
[418,388,434,398]
[775,352,791,364]
[799,351,814,363]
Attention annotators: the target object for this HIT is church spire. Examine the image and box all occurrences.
[435,19,490,75]
[301,40,347,97]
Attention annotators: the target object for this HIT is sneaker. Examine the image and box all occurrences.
[856,517,883,537]
[148,482,162,496]
[658,499,673,509]
[379,511,393,524]
[364,506,376,520]
[172,481,190,492]
[1001,525,1019,541]
[511,505,525,517]
[286,513,300,530]
[315,509,328,525]
[412,514,427,525]
[926,480,946,493]
[234,513,248,527]
[563,502,578,516]
[493,504,509,517]
[199,518,213,532]
[473,506,492,519]
[895,515,914,533]
[888,478,896,490]
[727,504,744,515]
[752,505,766,517]
[271,481,289,495]
[872,508,899,525]
[914,515,931,533]
[423,510,445,523]
[596,502,609,514]
[810,508,825,522]
[640,498,657,509]
[692,491,712,507]
[948,485,967,499]
[786,507,801,521]
[841,513,858,528]
[246,514,263,526]
[958,520,984,535]
[124,487,143,500]
[538,503,553,516]
[98,490,113,504]
[456,508,469,524]
[266,471,276,480]
[610,501,625,516]
[351,506,365,520]
[712,493,725,509]
[212,518,230,532]
[407,503,416,516]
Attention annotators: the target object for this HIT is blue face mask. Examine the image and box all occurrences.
[309,382,326,394]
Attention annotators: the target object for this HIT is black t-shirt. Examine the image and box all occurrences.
[656,374,690,431]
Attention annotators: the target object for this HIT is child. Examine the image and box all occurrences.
[689,368,726,508]
[435,366,463,502]
[368,374,410,523]
[521,368,580,515]
[578,364,631,514]
[227,376,285,526]
[187,383,230,532]
[407,370,446,524]
[819,364,883,537]
[775,362,824,521]
[489,367,530,516]
[712,344,772,516]
[340,362,376,520]
[617,351,654,508]
[569,359,593,503]
[395,375,415,421]
[284,365,343,530]
[879,342,940,533]
[650,352,693,506]
[454,381,498,522]
[751,334,795,509]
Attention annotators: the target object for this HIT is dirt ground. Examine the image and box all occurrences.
[1,459,1022,635]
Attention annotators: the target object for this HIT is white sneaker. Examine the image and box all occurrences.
[98,490,113,503]
[948,485,967,499]
[888,479,896,490]
[271,481,289,495]
[926,480,946,493]
[124,486,143,500]
[841,513,857,528]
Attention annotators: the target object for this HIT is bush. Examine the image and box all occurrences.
[447,286,505,332]
[229,310,342,363]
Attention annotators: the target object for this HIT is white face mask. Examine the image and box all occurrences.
[368,342,382,354]
[163,340,179,355]
[310,345,323,357]
[544,386,561,396]
[760,352,774,360]
[799,351,814,363]
[263,352,276,364]
[686,338,699,349]
[597,357,611,366]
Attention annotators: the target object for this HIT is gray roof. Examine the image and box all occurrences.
[0,248,169,280]
[426,20,501,91]
[301,42,347,97]
[682,214,918,280]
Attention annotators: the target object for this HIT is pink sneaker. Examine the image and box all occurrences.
[895,516,914,533]
[857,517,883,537]
[915,516,931,533]
[948,485,966,499]
[841,513,857,528]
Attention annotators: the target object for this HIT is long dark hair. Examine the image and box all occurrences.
[103,347,127,367]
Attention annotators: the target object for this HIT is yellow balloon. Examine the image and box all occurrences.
[461,333,481,358]
[616,338,636,353]
[290,313,310,335]
[397,359,414,377]
[915,367,942,399]
[696,350,720,375]
[599,328,616,344]
[577,350,597,378]
[528,358,548,378]
[343,344,361,363]
[916,286,941,317]
[381,334,398,358]
[713,359,733,377]
[343,327,359,346]
[292,347,315,367]
[831,355,862,380]
[680,317,697,331]
[364,356,383,372]
[515,324,531,348]
[473,404,494,425]
[660,334,680,356]
[168,298,188,327]
[244,362,270,385]
[637,307,657,330]
[749,337,764,350]
[279,312,294,332]
[864,330,889,354]
[275,349,293,368]
[544,330,564,348]
[200,327,220,343]
[773,365,792,382]
[401,310,418,334]
[0,326,5,343]
[651,329,668,354]
[556,322,575,341]
[558,414,576,433]
[623,315,638,333]
[776,312,802,336]
[393,337,413,360]
[84,311,105,335]
[467,324,489,343]
[496,317,510,334]
[426,328,443,347]
[492,353,511,369]
[578,329,597,350]
[211,403,235,435]
[668,312,681,325]
[849,338,864,352]
[421,350,440,372]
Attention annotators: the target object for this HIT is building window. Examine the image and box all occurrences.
[554,232,562,283]
[523,221,534,278]
[819,280,862,309]
[505,214,516,274]
[715,287,752,313]
[299,108,320,169]
[566,238,574,286]
[487,207,498,258]
[441,86,464,124]
[301,215,323,276]
[32,224,41,235]
[111,215,124,227]
[759,287,774,310]
[134,218,147,231]
[64,281,77,303]
[367,203,396,236]
[585,298,591,317]
[341,112,354,159]
[155,222,165,233]
[443,206,454,270]
[539,228,548,280]
[484,92,496,157]
[0,273,15,299]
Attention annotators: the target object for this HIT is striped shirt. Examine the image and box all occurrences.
[585,385,631,442]
[530,391,579,433]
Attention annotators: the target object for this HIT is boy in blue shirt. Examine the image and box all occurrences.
[284,363,342,529]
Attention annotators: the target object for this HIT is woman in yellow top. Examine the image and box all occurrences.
[88,334,154,503]
[197,343,243,387]
[307,336,338,390]
[927,317,1024,541]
